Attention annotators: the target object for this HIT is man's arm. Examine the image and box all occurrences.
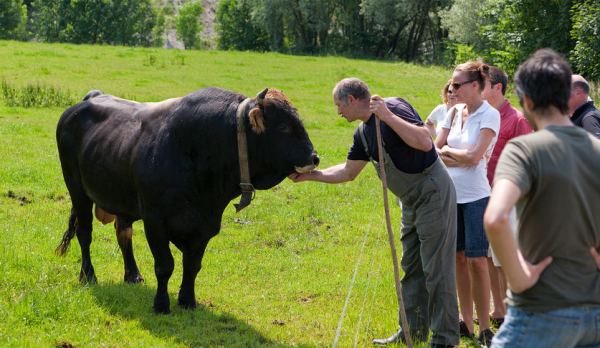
[441,128,496,165]
[514,116,533,137]
[370,95,432,152]
[581,114,600,139]
[484,179,553,294]
[288,159,368,184]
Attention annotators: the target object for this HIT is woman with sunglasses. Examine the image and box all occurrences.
[425,80,459,139]
[434,60,501,347]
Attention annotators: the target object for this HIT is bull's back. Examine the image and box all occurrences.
[57,92,178,217]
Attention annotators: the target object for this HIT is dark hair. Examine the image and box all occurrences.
[441,79,452,104]
[454,58,490,92]
[573,80,590,95]
[334,78,371,106]
[514,49,572,114]
[486,66,508,95]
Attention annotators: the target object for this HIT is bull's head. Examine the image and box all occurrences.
[246,88,319,188]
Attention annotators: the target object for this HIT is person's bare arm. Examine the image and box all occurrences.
[288,159,368,184]
[439,153,470,167]
[591,247,600,270]
[434,127,449,150]
[484,179,553,294]
[370,95,432,152]
[425,119,437,139]
[441,128,496,165]
[434,128,467,167]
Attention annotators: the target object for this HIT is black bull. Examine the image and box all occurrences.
[55,87,319,314]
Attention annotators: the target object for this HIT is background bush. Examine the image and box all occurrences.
[32,0,159,46]
[175,1,204,49]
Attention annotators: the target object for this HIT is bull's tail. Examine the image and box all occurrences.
[55,207,78,256]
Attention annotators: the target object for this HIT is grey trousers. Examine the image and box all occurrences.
[357,122,459,346]
[396,160,460,346]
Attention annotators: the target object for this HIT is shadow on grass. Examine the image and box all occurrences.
[91,282,302,348]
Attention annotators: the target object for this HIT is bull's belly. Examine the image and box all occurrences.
[80,172,141,219]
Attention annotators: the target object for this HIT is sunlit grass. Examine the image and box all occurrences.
[0,40,502,347]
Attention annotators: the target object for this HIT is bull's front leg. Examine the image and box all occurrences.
[178,241,209,309]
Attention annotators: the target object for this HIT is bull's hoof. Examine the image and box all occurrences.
[153,306,171,315]
[79,271,97,285]
[124,273,144,284]
[153,296,170,315]
[177,299,198,310]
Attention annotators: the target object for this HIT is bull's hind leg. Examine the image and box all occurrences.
[75,199,96,284]
[59,191,96,284]
[178,241,209,309]
[144,218,175,314]
[114,216,144,283]
[56,195,96,284]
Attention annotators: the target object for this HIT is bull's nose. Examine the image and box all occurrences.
[312,153,320,168]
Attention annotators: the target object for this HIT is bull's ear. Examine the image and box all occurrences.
[249,107,265,134]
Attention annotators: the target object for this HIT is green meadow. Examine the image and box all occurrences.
[0,40,509,347]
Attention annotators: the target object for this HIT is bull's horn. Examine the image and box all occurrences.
[256,88,268,105]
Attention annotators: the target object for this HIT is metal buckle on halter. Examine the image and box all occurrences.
[239,183,256,200]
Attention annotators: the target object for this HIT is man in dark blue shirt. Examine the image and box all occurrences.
[289,78,459,348]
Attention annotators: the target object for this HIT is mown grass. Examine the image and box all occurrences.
[0,40,512,347]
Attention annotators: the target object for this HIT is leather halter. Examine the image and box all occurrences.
[234,98,255,212]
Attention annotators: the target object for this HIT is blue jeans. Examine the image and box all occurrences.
[456,197,489,258]
[492,305,600,348]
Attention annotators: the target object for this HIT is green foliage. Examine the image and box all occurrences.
[153,9,167,47]
[590,81,600,102]
[0,0,25,39]
[32,0,159,46]
[215,0,269,51]
[442,41,482,68]
[439,0,491,47]
[571,0,600,81]
[11,4,32,41]
[216,0,452,61]
[480,0,575,75]
[175,1,204,49]
[1,78,78,108]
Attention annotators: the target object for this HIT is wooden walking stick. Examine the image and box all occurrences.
[375,116,413,348]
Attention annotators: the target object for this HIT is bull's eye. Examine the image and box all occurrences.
[277,124,288,132]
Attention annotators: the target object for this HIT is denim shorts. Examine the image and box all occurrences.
[456,196,489,258]
[492,305,600,348]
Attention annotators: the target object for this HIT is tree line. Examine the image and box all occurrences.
[215,0,600,81]
[0,0,206,49]
[1,0,598,81]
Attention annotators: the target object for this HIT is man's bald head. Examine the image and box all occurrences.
[569,74,591,114]
[572,75,590,96]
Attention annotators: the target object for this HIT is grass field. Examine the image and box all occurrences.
[0,40,512,347]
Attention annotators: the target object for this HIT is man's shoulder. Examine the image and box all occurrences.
[582,103,600,120]
[384,97,411,108]
[384,97,422,122]
[502,104,524,118]
[506,128,555,149]
[510,126,596,148]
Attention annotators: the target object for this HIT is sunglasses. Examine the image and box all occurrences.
[451,80,475,90]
